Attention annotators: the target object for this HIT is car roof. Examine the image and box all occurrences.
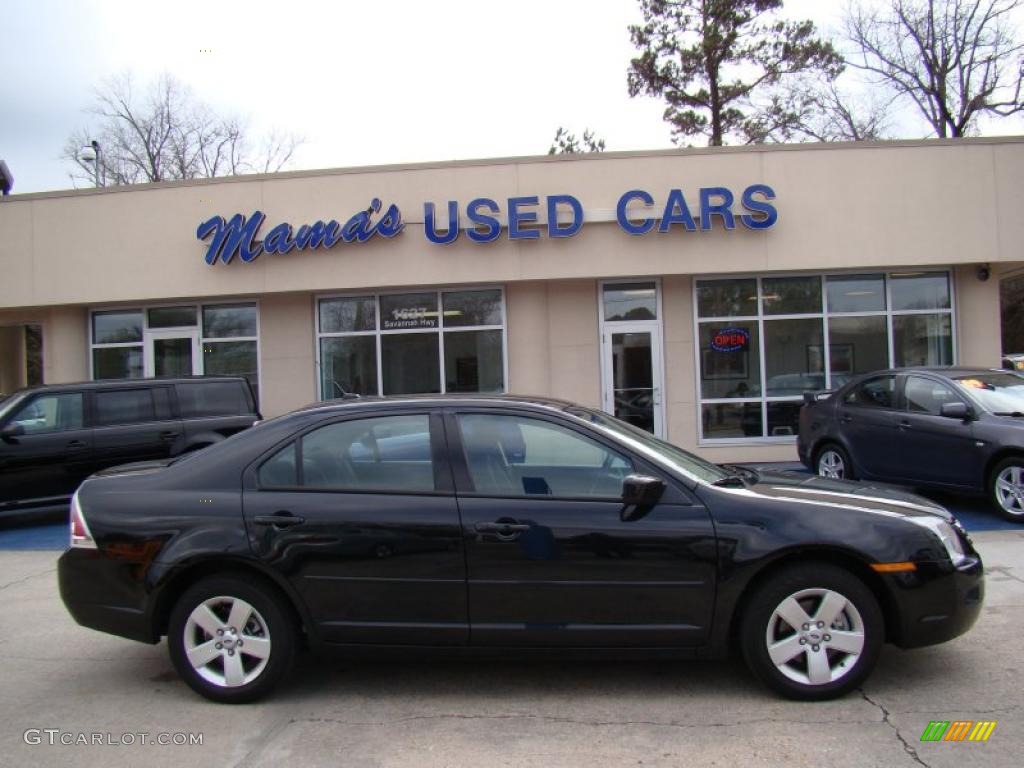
[292,392,579,417]
[5,376,249,396]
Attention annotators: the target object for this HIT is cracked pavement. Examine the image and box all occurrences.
[0,530,1021,767]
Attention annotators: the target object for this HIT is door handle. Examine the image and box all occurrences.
[840,414,853,423]
[475,521,531,533]
[254,513,305,528]
[65,440,88,450]
[897,420,911,431]
[159,430,180,441]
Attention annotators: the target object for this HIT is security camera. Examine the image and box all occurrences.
[977,264,991,282]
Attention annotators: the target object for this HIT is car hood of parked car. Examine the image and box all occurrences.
[733,469,956,523]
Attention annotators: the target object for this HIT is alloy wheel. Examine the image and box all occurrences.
[994,465,1024,517]
[817,450,845,479]
[764,587,865,686]
[183,596,272,688]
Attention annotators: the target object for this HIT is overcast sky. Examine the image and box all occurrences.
[3,0,1020,195]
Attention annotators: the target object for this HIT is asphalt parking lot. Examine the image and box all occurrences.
[0,528,1020,767]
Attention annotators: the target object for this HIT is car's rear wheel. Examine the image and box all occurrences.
[740,564,883,700]
[989,457,1024,522]
[167,575,297,703]
[815,444,854,481]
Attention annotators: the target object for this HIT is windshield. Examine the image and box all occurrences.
[0,391,27,422]
[565,406,730,484]
[954,372,1024,414]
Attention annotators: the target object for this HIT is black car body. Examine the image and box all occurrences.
[798,367,1024,521]
[59,395,982,703]
[0,376,259,521]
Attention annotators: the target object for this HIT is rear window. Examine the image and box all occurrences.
[94,389,156,426]
[176,381,250,418]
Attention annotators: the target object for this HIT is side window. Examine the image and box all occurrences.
[259,442,298,486]
[9,393,84,434]
[844,376,896,409]
[94,388,156,427]
[458,413,633,498]
[301,414,434,491]
[177,381,249,418]
[905,376,960,415]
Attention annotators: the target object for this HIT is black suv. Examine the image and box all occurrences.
[0,376,259,521]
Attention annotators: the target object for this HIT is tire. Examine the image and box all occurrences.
[167,574,297,703]
[815,443,855,481]
[740,563,883,701]
[989,457,1024,522]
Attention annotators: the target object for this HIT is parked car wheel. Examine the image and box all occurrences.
[740,564,883,700]
[167,575,297,703]
[989,457,1024,522]
[815,444,855,481]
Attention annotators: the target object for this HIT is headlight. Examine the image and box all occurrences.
[909,517,967,567]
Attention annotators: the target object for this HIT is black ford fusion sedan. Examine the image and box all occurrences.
[798,367,1024,521]
[59,395,983,704]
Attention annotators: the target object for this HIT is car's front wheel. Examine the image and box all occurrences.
[989,457,1024,522]
[167,575,297,703]
[740,564,883,700]
[815,444,854,481]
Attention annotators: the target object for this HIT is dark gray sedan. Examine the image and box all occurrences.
[798,367,1024,521]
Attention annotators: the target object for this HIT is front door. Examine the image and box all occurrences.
[602,325,665,437]
[450,410,717,648]
[145,329,200,378]
[0,391,93,509]
[888,374,982,489]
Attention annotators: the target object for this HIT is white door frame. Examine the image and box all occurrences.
[598,280,667,438]
[144,328,201,377]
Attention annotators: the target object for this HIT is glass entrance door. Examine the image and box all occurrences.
[602,325,664,437]
[144,330,200,378]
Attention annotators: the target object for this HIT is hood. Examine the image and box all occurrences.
[740,469,955,523]
[90,458,176,479]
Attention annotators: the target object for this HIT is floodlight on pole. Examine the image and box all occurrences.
[78,140,103,188]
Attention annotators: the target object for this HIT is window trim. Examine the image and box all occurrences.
[314,286,508,400]
[693,268,957,445]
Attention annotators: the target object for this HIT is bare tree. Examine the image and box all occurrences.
[63,73,301,186]
[846,0,1024,138]
[548,127,607,154]
[749,76,894,142]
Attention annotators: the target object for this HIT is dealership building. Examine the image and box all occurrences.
[1,137,1021,463]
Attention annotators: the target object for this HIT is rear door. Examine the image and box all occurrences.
[836,374,900,478]
[242,411,467,646]
[450,409,717,648]
[0,391,92,508]
[90,385,183,469]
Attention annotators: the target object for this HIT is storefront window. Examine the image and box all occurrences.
[602,282,657,321]
[893,314,953,366]
[317,288,506,399]
[696,271,954,441]
[90,302,260,402]
[320,336,377,398]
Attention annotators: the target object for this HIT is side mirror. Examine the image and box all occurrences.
[620,474,666,522]
[940,401,970,420]
[0,423,25,442]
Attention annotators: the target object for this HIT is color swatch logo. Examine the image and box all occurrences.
[920,721,996,742]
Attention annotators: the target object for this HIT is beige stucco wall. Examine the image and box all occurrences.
[258,293,316,417]
[0,326,27,392]
[2,138,1024,311]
